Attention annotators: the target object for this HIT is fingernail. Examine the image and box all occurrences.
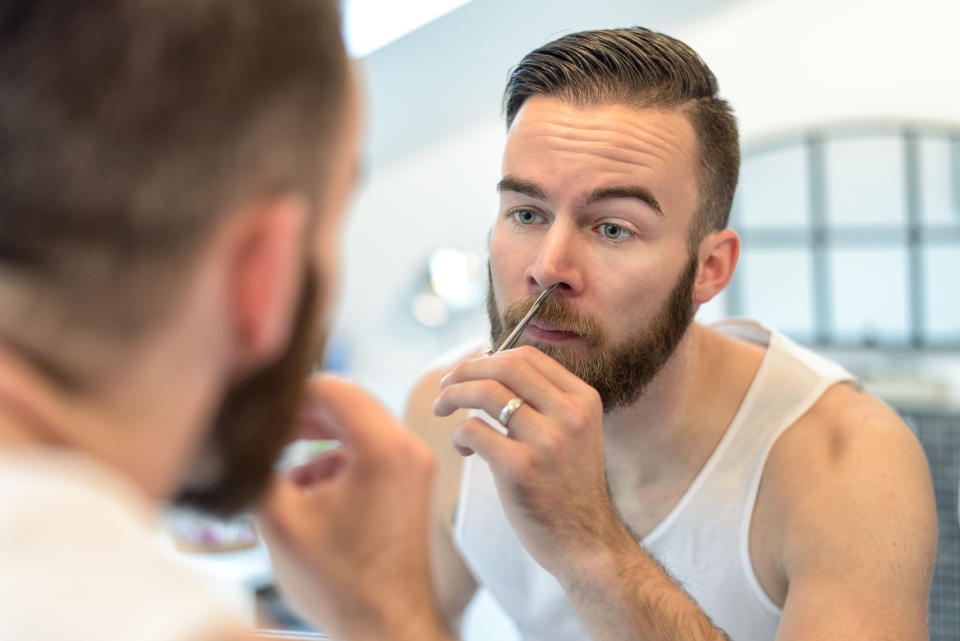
[439,372,450,387]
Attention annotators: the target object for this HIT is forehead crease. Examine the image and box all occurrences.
[527,136,666,172]
[519,117,687,163]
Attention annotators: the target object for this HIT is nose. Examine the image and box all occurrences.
[524,220,583,296]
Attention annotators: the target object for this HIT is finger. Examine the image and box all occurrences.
[451,416,523,465]
[286,415,341,443]
[506,345,596,391]
[442,347,578,395]
[257,472,333,539]
[288,450,347,487]
[432,377,519,418]
[441,348,567,391]
[433,379,544,442]
[255,475,304,539]
[438,348,585,417]
[296,373,399,451]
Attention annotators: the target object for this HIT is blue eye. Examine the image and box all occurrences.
[598,223,632,240]
[512,209,543,225]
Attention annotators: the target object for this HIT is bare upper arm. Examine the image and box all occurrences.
[756,384,937,640]
[404,359,480,630]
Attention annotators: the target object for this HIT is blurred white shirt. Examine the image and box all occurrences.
[0,449,241,641]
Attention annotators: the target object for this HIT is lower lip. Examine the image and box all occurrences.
[526,323,583,344]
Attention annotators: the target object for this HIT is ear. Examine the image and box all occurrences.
[227,194,309,369]
[692,228,740,306]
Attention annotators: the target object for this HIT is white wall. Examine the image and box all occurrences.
[682,0,960,144]
[332,0,960,413]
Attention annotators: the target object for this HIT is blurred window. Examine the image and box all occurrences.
[726,127,960,349]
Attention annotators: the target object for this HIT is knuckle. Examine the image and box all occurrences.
[583,386,602,411]
[433,386,451,406]
[543,425,573,457]
[454,417,479,442]
[480,379,503,398]
[510,449,536,478]
[515,345,540,361]
[539,431,561,455]
[441,363,465,387]
[565,407,592,435]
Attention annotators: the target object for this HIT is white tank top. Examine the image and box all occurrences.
[453,320,857,641]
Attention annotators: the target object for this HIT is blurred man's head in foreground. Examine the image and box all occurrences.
[0,0,359,514]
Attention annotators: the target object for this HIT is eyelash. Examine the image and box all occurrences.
[510,209,545,226]
[509,209,638,242]
[595,222,636,241]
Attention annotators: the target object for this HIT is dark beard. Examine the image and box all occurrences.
[487,255,697,413]
[174,269,321,517]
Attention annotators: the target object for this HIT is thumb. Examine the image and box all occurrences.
[296,374,398,451]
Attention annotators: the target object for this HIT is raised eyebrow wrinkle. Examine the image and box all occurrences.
[497,175,547,200]
[586,186,664,217]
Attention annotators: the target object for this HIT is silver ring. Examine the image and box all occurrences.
[498,397,524,426]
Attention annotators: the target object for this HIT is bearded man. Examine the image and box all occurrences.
[0,2,453,640]
[405,27,937,641]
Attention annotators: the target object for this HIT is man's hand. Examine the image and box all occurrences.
[256,375,453,641]
[432,346,632,585]
[431,348,728,641]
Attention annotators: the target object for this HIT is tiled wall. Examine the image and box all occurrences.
[900,409,959,640]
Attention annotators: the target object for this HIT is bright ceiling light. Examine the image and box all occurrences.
[342,0,474,58]
[429,248,483,310]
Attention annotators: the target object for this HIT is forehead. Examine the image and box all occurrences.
[502,96,699,218]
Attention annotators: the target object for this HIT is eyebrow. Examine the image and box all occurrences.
[496,176,546,200]
[586,186,663,217]
[497,175,664,217]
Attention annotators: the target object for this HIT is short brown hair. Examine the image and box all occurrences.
[0,0,348,386]
[504,27,739,244]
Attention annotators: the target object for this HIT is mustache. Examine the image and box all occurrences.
[501,295,604,348]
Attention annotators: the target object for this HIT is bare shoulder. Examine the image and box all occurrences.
[771,382,932,493]
[403,348,485,526]
[756,382,937,634]
[765,382,937,537]
[403,350,482,625]
[404,349,482,457]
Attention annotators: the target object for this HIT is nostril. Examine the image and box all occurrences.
[537,280,570,294]
[527,276,568,293]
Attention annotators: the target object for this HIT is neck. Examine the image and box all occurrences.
[601,323,752,493]
[0,329,226,503]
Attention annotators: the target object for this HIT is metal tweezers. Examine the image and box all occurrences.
[494,283,560,352]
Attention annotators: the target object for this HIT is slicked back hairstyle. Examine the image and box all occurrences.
[504,27,739,244]
[0,0,349,387]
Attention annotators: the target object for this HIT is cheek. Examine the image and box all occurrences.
[488,228,524,299]
[585,254,671,319]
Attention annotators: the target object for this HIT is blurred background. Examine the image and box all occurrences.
[175,0,960,638]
